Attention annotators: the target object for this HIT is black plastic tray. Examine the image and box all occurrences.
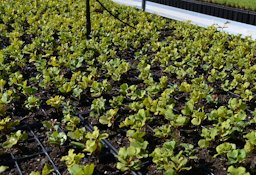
[147,0,256,25]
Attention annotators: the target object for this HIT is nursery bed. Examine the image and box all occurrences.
[1,0,256,175]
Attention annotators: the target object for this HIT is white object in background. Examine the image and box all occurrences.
[112,0,256,40]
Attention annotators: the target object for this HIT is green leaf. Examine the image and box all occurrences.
[0,51,4,64]
[215,142,236,157]
[42,163,53,175]
[198,139,210,148]
[61,149,85,167]
[30,172,40,175]
[68,128,85,141]
[120,83,129,95]
[48,131,67,145]
[227,166,250,175]
[46,96,65,108]
[0,103,7,116]
[68,164,82,175]
[0,166,8,173]
[164,169,177,175]
[99,115,111,126]
[179,82,191,92]
[227,149,246,164]
[245,131,256,145]
[83,164,95,175]
[2,130,28,148]
[1,92,10,104]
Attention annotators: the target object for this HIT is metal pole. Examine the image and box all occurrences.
[86,0,91,39]
[142,0,146,11]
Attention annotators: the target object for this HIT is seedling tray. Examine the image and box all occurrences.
[1,0,256,174]
[78,106,214,175]
[0,125,61,175]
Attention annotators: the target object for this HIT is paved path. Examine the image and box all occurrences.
[112,0,256,39]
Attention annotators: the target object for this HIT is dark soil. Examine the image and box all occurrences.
[2,26,256,175]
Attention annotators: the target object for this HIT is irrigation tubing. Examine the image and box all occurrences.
[215,88,255,115]
[30,129,61,175]
[78,114,119,155]
[95,0,136,29]
[170,81,255,116]
[10,153,23,175]
[77,113,142,175]
[14,151,49,161]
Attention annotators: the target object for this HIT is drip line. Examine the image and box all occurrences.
[30,129,61,175]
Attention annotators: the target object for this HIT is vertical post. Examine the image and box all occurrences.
[86,0,91,39]
[142,0,146,11]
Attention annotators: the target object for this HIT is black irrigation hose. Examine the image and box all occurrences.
[225,91,255,123]
[2,125,54,174]
[78,114,118,155]
[78,112,214,175]
[13,151,50,161]
[221,90,255,114]
[81,116,119,155]
[171,81,254,115]
[8,122,41,135]
[30,129,61,175]
[77,113,142,175]
[10,153,23,175]
[95,0,136,29]
[76,82,215,175]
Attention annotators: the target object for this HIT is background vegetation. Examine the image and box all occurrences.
[200,0,256,11]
